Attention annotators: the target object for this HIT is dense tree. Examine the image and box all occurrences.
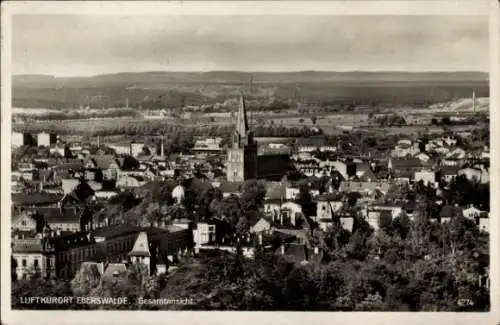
[239,180,266,213]
[295,184,316,218]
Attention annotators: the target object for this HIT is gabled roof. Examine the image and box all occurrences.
[129,232,151,257]
[91,155,118,170]
[62,178,102,194]
[63,181,96,204]
[44,207,81,224]
[102,263,128,280]
[250,217,272,229]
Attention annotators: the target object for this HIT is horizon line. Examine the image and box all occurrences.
[12,69,490,79]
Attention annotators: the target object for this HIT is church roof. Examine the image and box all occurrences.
[128,231,151,257]
[102,263,128,281]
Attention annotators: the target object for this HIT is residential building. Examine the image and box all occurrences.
[338,181,391,196]
[37,132,57,147]
[84,155,121,180]
[459,167,486,183]
[414,170,437,186]
[316,194,343,223]
[193,222,216,245]
[116,174,147,189]
[12,236,56,280]
[439,166,459,183]
[193,137,223,153]
[12,132,24,148]
[130,142,145,157]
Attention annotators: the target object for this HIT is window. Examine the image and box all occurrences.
[34,259,39,268]
[22,259,27,267]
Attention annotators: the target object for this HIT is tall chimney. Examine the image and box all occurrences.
[160,136,164,157]
[472,90,476,114]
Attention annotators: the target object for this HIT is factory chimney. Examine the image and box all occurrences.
[472,90,476,114]
[160,136,164,157]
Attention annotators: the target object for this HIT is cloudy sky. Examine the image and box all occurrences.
[12,14,488,76]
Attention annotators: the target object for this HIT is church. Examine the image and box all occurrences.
[226,96,290,182]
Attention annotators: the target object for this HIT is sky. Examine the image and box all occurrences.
[12,14,489,76]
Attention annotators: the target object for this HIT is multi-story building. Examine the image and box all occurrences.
[130,142,145,157]
[49,224,192,279]
[37,132,51,147]
[12,236,56,280]
[12,132,24,148]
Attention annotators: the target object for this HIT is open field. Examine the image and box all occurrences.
[11,71,489,137]
[12,71,488,110]
[12,112,486,138]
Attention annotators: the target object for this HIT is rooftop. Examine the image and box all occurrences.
[12,192,63,206]
[92,224,171,240]
[129,232,151,257]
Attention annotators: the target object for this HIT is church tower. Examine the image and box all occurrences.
[226,96,258,182]
[128,232,151,267]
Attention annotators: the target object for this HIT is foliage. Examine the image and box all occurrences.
[295,185,316,218]
[374,114,407,127]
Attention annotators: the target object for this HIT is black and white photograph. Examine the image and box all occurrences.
[1,0,498,322]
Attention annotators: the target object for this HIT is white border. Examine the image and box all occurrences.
[1,1,498,325]
[0,0,492,16]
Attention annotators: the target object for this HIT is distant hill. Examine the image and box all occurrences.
[13,71,488,88]
[11,71,489,109]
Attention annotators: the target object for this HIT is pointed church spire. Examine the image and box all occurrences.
[236,96,249,137]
